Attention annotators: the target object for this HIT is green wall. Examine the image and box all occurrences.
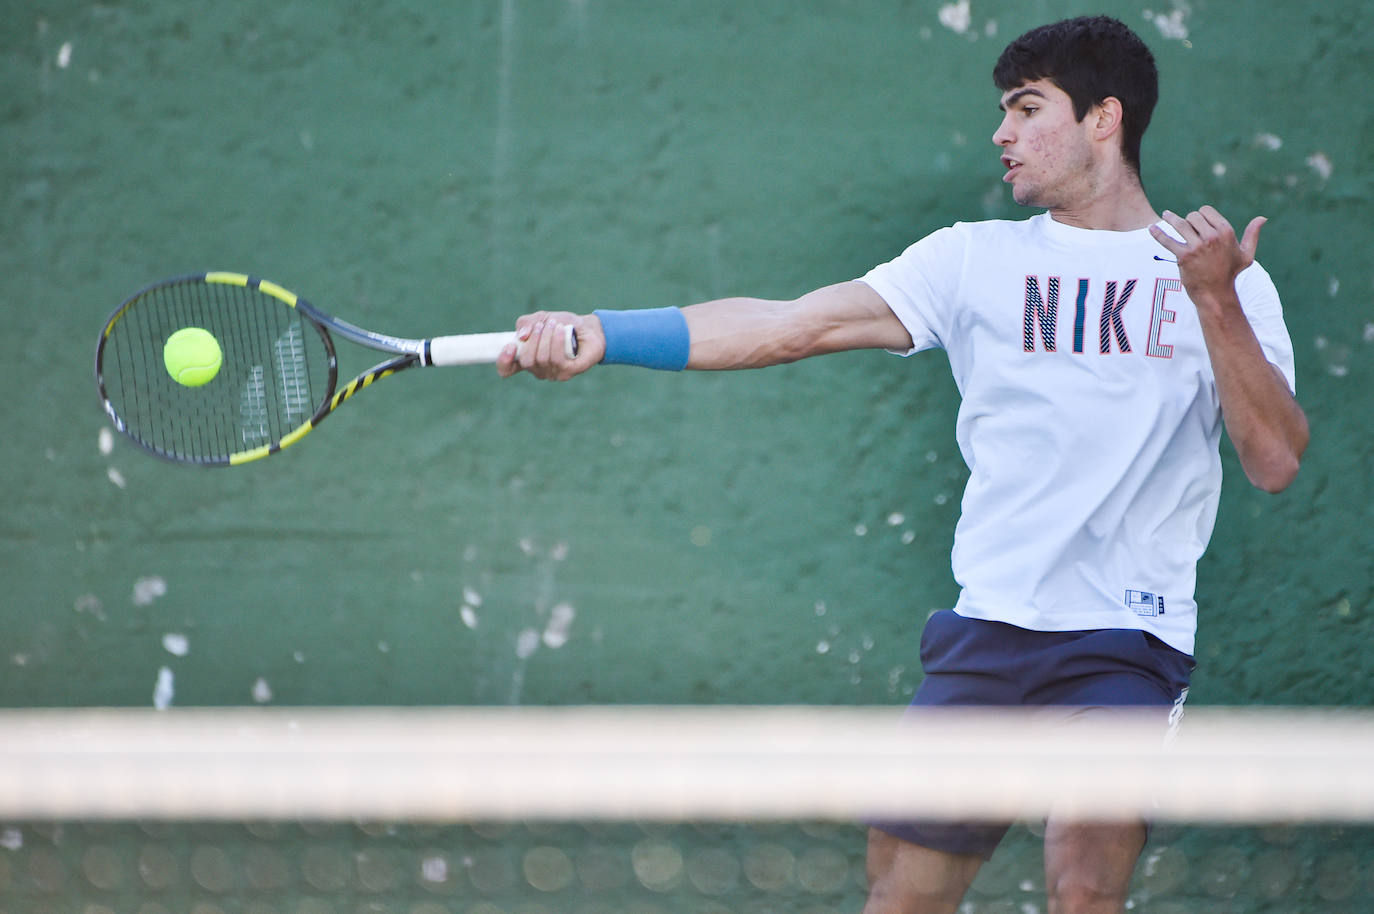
[3,0,1370,711]
[3,3,1373,913]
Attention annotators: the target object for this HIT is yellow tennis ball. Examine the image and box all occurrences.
[163,327,223,387]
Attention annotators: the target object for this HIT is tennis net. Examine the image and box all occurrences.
[1,705,1371,912]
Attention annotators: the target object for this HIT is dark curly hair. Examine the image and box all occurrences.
[993,16,1158,178]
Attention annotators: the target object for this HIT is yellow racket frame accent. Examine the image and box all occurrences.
[98,270,527,467]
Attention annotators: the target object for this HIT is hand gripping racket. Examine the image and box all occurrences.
[95,272,576,466]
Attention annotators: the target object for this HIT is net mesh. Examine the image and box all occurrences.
[3,707,1372,913]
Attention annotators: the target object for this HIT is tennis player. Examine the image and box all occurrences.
[499,16,1308,914]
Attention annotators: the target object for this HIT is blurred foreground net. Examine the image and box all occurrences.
[1,706,1372,912]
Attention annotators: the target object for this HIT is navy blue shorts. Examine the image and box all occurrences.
[870,610,1195,859]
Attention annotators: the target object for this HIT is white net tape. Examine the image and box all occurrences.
[3,706,1371,823]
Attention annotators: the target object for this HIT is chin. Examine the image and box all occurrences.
[1011,183,1055,210]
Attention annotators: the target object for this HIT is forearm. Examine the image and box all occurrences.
[1151,209,1309,492]
[1196,292,1309,493]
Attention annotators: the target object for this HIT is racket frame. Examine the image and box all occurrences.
[96,271,550,467]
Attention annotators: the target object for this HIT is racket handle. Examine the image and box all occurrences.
[429,325,577,366]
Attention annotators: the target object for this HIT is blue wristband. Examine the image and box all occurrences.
[594,307,690,371]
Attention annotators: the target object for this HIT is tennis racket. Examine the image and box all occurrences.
[95,271,576,466]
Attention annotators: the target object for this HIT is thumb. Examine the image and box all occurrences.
[495,342,523,378]
[1239,215,1267,261]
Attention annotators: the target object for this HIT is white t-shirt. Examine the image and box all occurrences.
[859,212,1296,655]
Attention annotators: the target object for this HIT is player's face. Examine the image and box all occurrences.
[992,79,1096,210]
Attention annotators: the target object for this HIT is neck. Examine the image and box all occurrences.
[1048,165,1159,232]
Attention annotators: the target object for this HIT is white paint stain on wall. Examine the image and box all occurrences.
[1307,151,1333,181]
[938,0,971,35]
[1145,3,1192,40]
[543,602,576,649]
[515,628,541,660]
[152,667,174,710]
[133,576,167,606]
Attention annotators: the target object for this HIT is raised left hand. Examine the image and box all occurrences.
[1149,206,1266,306]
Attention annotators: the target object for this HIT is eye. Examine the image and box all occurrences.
[1022,105,1039,116]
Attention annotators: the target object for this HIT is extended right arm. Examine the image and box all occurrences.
[497,281,912,380]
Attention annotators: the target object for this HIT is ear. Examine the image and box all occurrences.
[1090,97,1125,142]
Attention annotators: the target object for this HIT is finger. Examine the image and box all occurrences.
[533,318,560,365]
[514,312,545,345]
[1160,209,1196,242]
[1200,204,1230,233]
[518,318,545,373]
[537,320,567,376]
[1239,215,1267,259]
[1184,209,1216,240]
[511,319,536,371]
[508,314,543,374]
[528,318,550,366]
[1148,223,1183,255]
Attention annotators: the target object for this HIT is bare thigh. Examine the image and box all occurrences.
[863,828,985,914]
[1042,818,1147,914]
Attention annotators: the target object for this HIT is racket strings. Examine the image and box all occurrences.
[98,277,335,464]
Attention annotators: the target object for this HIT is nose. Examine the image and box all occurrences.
[992,112,1014,147]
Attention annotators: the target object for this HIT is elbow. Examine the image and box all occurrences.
[1243,419,1310,495]
[772,306,844,364]
[1246,455,1301,494]
[771,330,816,365]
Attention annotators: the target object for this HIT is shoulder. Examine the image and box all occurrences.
[942,216,1051,260]
[942,216,1038,242]
[1236,260,1281,309]
[1237,258,1275,286]
[862,216,1042,297]
[891,216,1034,263]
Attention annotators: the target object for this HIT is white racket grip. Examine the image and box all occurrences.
[428,325,577,366]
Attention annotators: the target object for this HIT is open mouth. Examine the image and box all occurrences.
[1001,155,1022,181]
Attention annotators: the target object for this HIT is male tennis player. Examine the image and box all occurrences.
[498,15,1308,914]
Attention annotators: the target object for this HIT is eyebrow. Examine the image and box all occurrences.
[998,87,1047,111]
